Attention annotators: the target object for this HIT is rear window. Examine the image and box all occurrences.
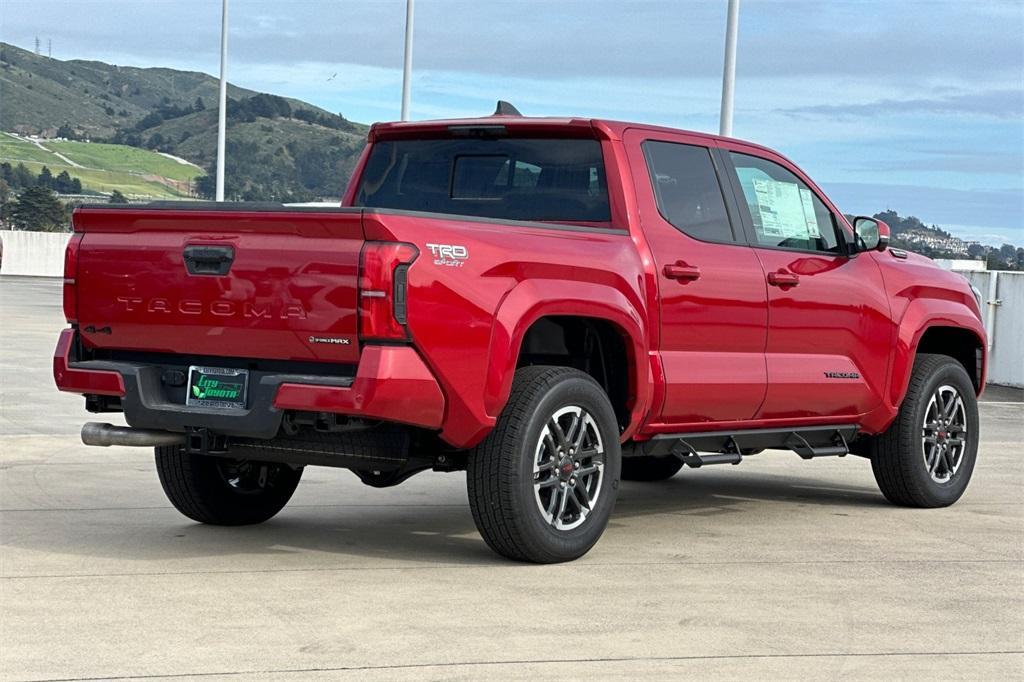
[354,138,610,222]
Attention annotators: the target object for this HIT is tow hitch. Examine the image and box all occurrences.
[186,427,228,455]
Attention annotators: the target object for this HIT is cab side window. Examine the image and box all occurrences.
[728,152,842,254]
[643,141,736,243]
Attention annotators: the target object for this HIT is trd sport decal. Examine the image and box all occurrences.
[426,243,468,267]
[824,371,860,379]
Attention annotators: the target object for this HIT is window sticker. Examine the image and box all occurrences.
[798,188,820,237]
[750,178,813,240]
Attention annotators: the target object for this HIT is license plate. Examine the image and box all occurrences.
[186,366,248,409]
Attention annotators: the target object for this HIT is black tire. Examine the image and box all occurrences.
[621,455,683,481]
[467,366,621,563]
[869,353,979,508]
[155,446,302,525]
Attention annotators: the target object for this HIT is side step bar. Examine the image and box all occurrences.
[785,429,851,459]
[628,425,859,468]
[669,435,742,468]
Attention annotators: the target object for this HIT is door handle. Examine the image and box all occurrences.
[663,262,701,281]
[767,270,799,287]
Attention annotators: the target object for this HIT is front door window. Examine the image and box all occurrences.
[729,152,843,254]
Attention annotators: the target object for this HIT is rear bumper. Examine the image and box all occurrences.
[274,345,445,428]
[53,329,445,438]
[53,329,126,397]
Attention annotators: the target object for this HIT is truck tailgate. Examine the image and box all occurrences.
[72,207,364,364]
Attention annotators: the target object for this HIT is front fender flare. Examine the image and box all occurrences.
[888,299,986,409]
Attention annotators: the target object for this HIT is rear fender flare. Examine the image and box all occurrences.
[484,279,650,440]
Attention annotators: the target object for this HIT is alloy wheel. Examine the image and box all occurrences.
[921,385,968,483]
[532,405,605,531]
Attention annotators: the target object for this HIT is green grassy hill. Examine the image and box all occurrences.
[1,43,255,139]
[1,41,370,200]
[48,140,202,181]
[1,133,199,198]
[0,42,345,138]
[144,110,366,200]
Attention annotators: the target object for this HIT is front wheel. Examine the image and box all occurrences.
[155,446,302,525]
[869,354,979,507]
[467,366,621,563]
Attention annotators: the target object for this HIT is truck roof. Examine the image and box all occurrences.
[368,115,774,154]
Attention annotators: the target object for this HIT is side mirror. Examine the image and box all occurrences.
[853,216,890,253]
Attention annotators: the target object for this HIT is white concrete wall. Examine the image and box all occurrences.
[0,230,72,277]
[935,259,988,272]
[963,271,1024,388]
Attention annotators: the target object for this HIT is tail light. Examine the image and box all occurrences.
[358,241,418,341]
[63,233,84,323]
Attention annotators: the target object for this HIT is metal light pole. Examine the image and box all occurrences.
[400,0,415,121]
[215,0,229,201]
[719,0,740,137]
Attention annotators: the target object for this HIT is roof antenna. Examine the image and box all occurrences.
[493,100,522,116]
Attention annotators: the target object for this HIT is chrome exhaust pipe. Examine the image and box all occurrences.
[81,422,186,448]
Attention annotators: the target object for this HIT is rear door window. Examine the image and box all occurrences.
[355,138,610,222]
[642,141,736,243]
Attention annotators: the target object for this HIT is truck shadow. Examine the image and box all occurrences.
[2,467,888,570]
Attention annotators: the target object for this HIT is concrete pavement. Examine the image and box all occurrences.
[1,276,1021,681]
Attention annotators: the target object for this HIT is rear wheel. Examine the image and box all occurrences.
[155,446,302,525]
[467,366,621,563]
[621,455,683,481]
[869,354,979,507]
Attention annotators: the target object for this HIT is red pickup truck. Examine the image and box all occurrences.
[55,108,987,563]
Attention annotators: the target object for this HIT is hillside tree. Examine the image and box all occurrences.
[37,166,53,189]
[53,170,80,194]
[14,163,34,188]
[10,186,68,231]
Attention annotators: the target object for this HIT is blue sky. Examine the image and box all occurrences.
[3,0,1022,245]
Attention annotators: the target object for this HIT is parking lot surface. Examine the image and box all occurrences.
[1,275,1022,681]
